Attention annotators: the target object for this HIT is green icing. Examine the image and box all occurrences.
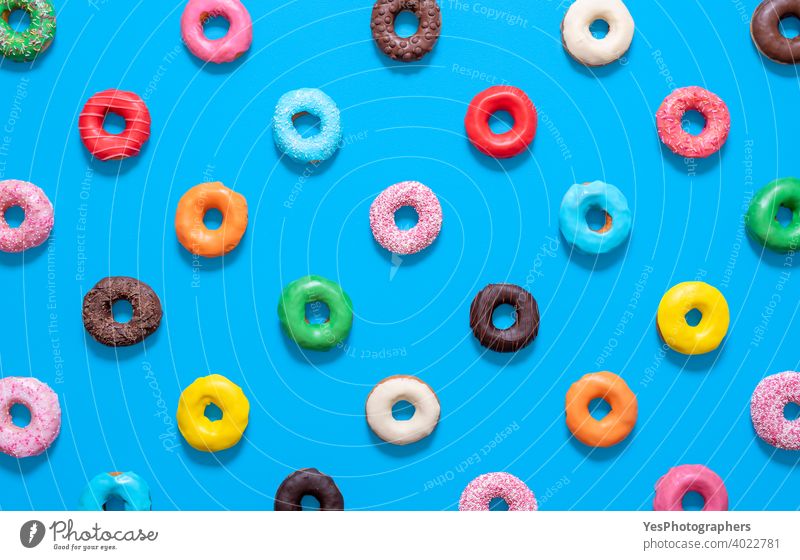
[745,177,800,253]
[0,0,56,62]
[277,275,353,351]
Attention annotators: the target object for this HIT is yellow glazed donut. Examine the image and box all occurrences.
[177,374,250,452]
[656,282,730,355]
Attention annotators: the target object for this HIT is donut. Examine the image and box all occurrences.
[656,281,729,355]
[370,0,441,62]
[274,468,344,511]
[745,178,800,253]
[82,276,163,347]
[366,375,439,445]
[469,283,539,353]
[175,182,248,258]
[78,471,152,511]
[559,180,632,254]
[78,89,151,161]
[465,86,537,159]
[459,472,538,511]
[272,88,342,163]
[653,465,728,511]
[656,86,730,159]
[369,181,442,255]
[0,0,55,62]
[277,275,353,351]
[180,0,252,63]
[751,0,800,64]
[561,0,634,66]
[177,374,250,452]
[751,371,800,450]
[0,376,60,458]
[0,179,54,253]
[565,371,637,447]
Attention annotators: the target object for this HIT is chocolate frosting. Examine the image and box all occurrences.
[82,276,162,346]
[274,468,344,511]
[751,0,800,64]
[370,0,441,62]
[469,283,539,353]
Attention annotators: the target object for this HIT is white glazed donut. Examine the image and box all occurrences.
[366,375,440,445]
[561,0,634,66]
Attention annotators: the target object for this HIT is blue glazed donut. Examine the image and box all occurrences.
[78,471,152,511]
[272,88,342,163]
[559,180,632,254]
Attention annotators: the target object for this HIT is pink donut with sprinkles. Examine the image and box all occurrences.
[0,377,61,458]
[369,181,442,255]
[459,472,538,511]
[751,371,800,450]
[653,464,728,511]
[181,0,253,64]
[656,86,730,158]
[0,180,54,253]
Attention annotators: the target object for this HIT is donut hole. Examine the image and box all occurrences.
[300,494,321,511]
[204,402,223,422]
[202,14,230,40]
[292,112,321,139]
[3,205,25,228]
[779,15,800,39]
[489,497,510,511]
[203,208,224,230]
[775,204,794,228]
[3,9,31,32]
[685,308,702,327]
[102,495,128,511]
[102,112,127,135]
[588,398,611,421]
[391,400,415,421]
[111,299,134,323]
[10,403,31,428]
[681,110,706,136]
[585,206,611,232]
[488,110,515,134]
[589,19,610,39]
[681,491,705,511]
[305,301,330,324]
[394,10,420,38]
[492,304,517,330]
[784,402,800,420]
[394,206,419,230]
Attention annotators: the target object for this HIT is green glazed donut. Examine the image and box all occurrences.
[277,275,353,351]
[0,0,56,62]
[745,178,800,253]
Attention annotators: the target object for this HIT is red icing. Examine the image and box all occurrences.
[79,89,151,161]
[465,86,537,159]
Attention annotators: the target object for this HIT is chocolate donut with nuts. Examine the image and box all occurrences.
[370,0,441,62]
[82,276,162,346]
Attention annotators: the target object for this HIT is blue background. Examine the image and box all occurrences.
[0,0,799,511]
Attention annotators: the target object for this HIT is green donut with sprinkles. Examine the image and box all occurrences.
[277,275,353,352]
[0,0,56,62]
[746,177,800,253]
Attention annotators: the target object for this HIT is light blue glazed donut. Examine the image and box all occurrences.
[559,180,632,254]
[272,88,342,163]
[78,471,152,511]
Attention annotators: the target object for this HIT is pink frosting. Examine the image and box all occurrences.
[369,181,442,255]
[751,371,800,450]
[656,86,730,159]
[181,0,253,64]
[459,472,538,511]
[0,180,54,253]
[0,377,61,458]
[653,464,728,511]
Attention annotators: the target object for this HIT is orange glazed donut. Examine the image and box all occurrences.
[565,371,637,448]
[175,182,248,258]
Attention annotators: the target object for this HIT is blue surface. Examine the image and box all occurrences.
[0,0,799,511]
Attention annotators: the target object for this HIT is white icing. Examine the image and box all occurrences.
[562,0,635,66]
[366,376,440,445]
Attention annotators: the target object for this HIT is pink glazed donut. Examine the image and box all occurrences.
[0,180,54,253]
[180,0,253,64]
[369,181,442,255]
[656,86,730,158]
[459,472,538,511]
[751,371,800,450]
[0,377,61,458]
[653,465,728,511]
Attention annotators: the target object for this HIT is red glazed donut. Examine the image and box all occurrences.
[465,86,537,159]
[79,89,151,161]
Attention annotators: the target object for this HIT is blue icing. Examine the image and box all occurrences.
[78,472,152,511]
[559,180,632,255]
[272,88,342,163]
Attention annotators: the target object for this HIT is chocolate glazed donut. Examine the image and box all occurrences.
[82,277,162,346]
[752,0,800,63]
[370,0,441,62]
[274,468,344,511]
[470,283,539,353]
